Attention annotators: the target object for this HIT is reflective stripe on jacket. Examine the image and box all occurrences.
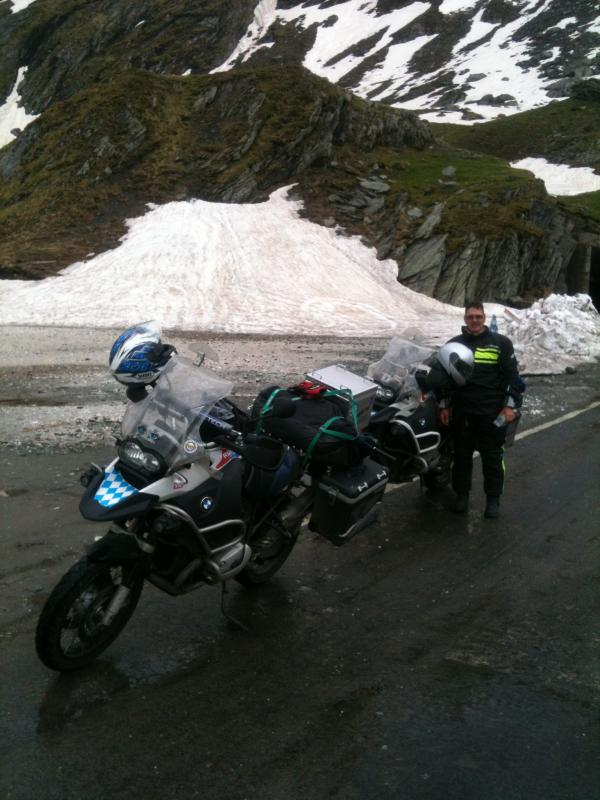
[449,327,522,416]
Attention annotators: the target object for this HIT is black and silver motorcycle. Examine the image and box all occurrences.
[35,352,388,671]
[306,338,457,491]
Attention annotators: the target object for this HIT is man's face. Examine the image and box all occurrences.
[465,307,486,335]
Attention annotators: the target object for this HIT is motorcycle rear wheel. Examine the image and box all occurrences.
[235,524,299,586]
[35,557,144,671]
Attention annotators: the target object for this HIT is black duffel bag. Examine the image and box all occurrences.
[251,385,360,467]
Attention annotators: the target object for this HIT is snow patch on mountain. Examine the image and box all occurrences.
[214,0,600,123]
[0,67,38,147]
[211,0,277,73]
[7,0,38,12]
[510,158,600,196]
[382,0,563,122]
[439,0,479,12]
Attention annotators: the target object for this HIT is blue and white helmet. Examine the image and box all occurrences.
[109,321,174,385]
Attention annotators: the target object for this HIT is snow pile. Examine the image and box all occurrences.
[505,294,600,373]
[0,187,461,339]
[0,188,598,374]
[511,158,600,196]
[0,67,38,148]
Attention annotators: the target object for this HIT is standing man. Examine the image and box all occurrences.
[440,301,522,519]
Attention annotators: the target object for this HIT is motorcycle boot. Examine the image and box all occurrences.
[452,493,469,514]
[484,496,500,519]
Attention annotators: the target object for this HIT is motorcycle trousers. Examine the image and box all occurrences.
[451,411,507,497]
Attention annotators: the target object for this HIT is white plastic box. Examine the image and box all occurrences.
[306,364,378,431]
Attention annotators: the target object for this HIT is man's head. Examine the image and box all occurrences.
[464,301,486,335]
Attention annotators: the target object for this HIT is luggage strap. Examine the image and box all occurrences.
[256,387,359,467]
[255,388,290,434]
[302,415,356,468]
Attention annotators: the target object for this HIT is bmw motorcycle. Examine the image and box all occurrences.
[35,355,315,671]
[35,351,389,672]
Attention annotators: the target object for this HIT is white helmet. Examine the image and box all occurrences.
[109,321,175,385]
[436,342,474,386]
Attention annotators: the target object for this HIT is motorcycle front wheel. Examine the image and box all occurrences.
[35,557,144,671]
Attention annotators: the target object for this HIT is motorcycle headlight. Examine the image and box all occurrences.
[118,440,162,474]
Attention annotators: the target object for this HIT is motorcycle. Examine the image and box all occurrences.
[306,337,454,491]
[35,349,388,671]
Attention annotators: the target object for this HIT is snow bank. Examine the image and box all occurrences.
[0,187,598,374]
[511,158,600,196]
[0,187,461,339]
[504,294,600,373]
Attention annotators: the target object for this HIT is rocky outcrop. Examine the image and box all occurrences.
[0,0,257,114]
[399,226,575,307]
[295,159,597,307]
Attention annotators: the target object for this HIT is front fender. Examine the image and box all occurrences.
[87,531,144,564]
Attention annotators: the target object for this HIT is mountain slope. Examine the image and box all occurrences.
[0,0,599,307]
[0,65,432,277]
[213,0,600,123]
[2,1,598,126]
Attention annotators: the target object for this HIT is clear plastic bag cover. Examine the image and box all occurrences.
[368,337,434,388]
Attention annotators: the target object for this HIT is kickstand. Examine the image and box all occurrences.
[220,581,248,632]
[419,474,425,494]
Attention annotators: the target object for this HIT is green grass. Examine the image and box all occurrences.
[345,144,547,247]
[429,98,600,225]
[560,191,600,221]
[430,98,600,170]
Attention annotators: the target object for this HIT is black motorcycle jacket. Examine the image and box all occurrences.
[449,326,522,416]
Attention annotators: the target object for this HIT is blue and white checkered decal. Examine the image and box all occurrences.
[94,469,139,508]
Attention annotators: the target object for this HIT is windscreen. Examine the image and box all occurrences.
[368,337,434,392]
[121,357,234,465]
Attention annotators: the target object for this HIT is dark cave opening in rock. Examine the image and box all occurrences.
[566,239,600,311]
[590,246,600,311]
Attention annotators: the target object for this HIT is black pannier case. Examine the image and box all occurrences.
[309,458,389,546]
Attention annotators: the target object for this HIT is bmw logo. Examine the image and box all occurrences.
[200,496,214,512]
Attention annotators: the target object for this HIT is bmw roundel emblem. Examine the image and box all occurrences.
[200,496,214,512]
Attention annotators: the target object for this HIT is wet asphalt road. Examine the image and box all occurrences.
[1,405,599,800]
